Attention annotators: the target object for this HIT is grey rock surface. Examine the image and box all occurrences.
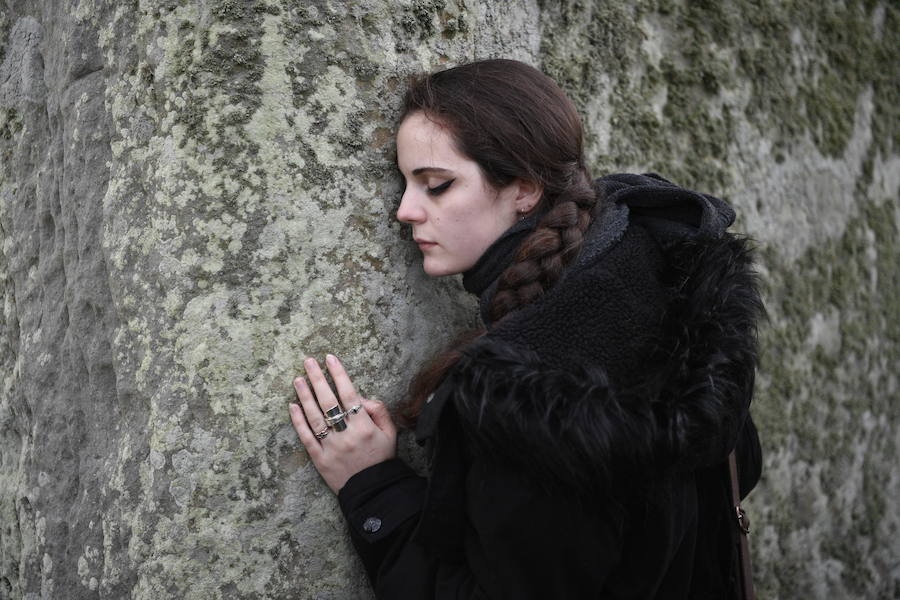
[0,1,897,599]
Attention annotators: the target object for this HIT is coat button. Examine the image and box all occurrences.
[362,517,382,533]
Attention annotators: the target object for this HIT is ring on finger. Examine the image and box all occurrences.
[314,427,329,440]
[346,404,362,416]
[324,405,348,432]
[324,405,345,425]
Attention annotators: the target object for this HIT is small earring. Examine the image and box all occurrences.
[518,210,527,222]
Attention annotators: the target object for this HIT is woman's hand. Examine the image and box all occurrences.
[289,354,397,494]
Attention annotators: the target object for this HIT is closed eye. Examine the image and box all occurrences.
[428,179,455,196]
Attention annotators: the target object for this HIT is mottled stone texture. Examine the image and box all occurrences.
[0,0,896,598]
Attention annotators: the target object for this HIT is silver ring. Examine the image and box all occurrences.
[346,404,362,416]
[324,412,346,425]
[324,405,347,432]
[314,427,329,440]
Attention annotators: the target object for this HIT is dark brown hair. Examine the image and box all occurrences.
[400,59,599,424]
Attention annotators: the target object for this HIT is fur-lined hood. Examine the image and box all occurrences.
[416,174,764,493]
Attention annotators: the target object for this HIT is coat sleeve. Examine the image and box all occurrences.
[337,455,630,600]
[337,458,430,594]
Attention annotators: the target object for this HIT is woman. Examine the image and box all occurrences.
[289,59,763,599]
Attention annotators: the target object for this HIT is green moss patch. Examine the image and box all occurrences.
[540,1,898,191]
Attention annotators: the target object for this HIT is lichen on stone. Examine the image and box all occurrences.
[0,0,897,598]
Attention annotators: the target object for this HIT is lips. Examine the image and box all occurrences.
[414,237,437,249]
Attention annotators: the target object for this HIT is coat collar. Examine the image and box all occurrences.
[460,173,736,327]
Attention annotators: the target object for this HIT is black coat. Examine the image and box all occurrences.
[338,174,764,599]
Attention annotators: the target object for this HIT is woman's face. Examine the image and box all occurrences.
[395,112,525,277]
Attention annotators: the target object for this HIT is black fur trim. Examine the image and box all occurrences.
[649,234,766,469]
[449,339,656,494]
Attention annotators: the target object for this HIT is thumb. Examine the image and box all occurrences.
[363,398,396,437]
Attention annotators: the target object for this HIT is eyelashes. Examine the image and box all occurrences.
[398,178,455,199]
[427,179,455,196]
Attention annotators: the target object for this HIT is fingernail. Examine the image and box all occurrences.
[304,357,315,368]
[326,354,337,365]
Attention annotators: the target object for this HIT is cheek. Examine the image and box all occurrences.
[451,222,497,261]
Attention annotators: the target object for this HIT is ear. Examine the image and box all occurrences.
[514,178,543,214]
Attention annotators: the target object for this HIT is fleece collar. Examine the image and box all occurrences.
[461,173,737,327]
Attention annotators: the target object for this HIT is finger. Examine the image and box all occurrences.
[364,398,396,437]
[325,354,360,406]
[288,402,323,457]
[324,355,376,430]
[304,357,341,413]
[323,354,367,433]
[293,376,329,435]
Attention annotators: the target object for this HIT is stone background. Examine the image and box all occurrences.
[0,0,896,598]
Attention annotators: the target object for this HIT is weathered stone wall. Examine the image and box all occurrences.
[0,1,896,599]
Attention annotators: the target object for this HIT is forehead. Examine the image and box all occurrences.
[396,112,465,171]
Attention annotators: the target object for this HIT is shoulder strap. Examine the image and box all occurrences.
[728,450,756,600]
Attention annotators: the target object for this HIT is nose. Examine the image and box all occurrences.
[396,188,425,224]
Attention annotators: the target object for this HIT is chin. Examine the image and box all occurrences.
[423,259,463,277]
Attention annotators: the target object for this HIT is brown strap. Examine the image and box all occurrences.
[728,451,755,600]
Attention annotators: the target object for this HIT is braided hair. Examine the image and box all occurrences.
[400,59,601,423]
[488,169,595,322]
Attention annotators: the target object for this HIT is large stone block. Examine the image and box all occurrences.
[0,1,896,598]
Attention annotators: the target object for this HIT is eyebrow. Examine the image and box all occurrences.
[411,167,453,176]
